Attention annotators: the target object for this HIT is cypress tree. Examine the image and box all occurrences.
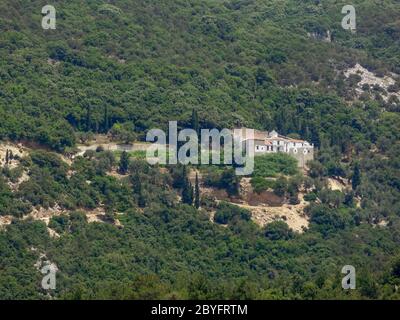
[352,163,361,191]
[138,188,146,208]
[182,181,193,205]
[118,151,130,175]
[132,173,141,194]
[190,182,194,203]
[182,166,193,205]
[132,173,146,207]
[311,128,320,148]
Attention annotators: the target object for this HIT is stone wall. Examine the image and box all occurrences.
[288,147,314,168]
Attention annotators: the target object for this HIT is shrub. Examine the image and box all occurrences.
[214,202,251,225]
[253,153,298,178]
[264,221,293,240]
[251,177,275,194]
[304,192,317,202]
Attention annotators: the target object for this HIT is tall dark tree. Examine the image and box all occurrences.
[118,151,130,175]
[182,181,193,205]
[132,173,141,194]
[5,149,9,165]
[352,163,361,191]
[132,173,146,207]
[311,127,320,148]
[138,187,146,208]
[194,173,200,209]
[182,166,193,205]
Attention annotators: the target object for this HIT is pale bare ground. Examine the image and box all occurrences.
[47,227,60,238]
[0,215,13,228]
[86,208,123,227]
[194,169,309,232]
[210,195,309,233]
[75,141,153,157]
[21,206,122,230]
[239,177,253,197]
[327,177,350,192]
[344,64,399,101]
[23,204,67,226]
[0,143,27,169]
[59,154,73,166]
[238,177,309,232]
[0,141,72,170]
[8,170,30,191]
[235,194,309,233]
[375,219,389,228]
[0,143,30,190]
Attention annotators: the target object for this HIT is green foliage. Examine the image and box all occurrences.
[318,190,345,208]
[251,177,275,194]
[1,0,398,152]
[1,0,400,301]
[109,123,136,144]
[203,167,239,196]
[118,151,130,175]
[264,221,293,240]
[254,154,298,178]
[309,205,354,235]
[352,162,361,191]
[304,192,317,202]
[0,150,399,300]
[0,176,31,217]
[181,166,193,205]
[214,202,251,225]
[220,168,240,196]
[273,176,288,197]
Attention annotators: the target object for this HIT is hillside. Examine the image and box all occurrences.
[1,0,399,149]
[1,0,400,300]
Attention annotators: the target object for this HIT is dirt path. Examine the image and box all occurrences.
[75,142,151,157]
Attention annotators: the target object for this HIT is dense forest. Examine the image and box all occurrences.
[1,0,400,299]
